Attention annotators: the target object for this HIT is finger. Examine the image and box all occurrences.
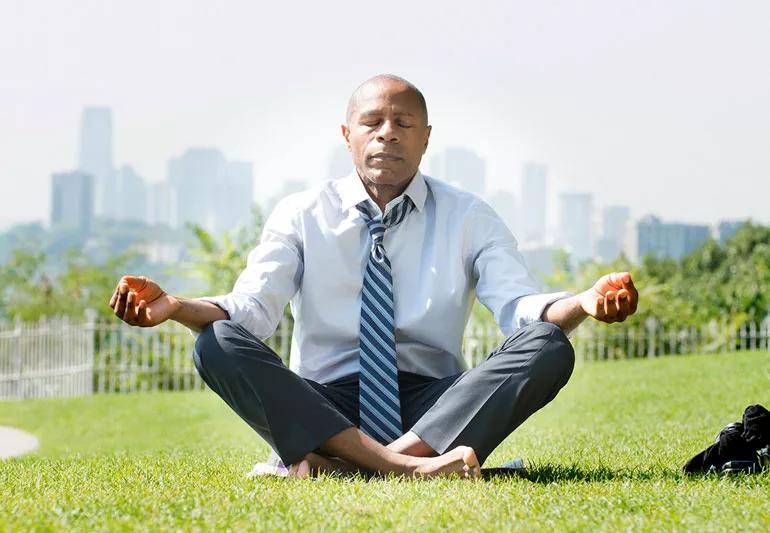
[110,280,125,308]
[593,296,606,319]
[604,291,618,319]
[619,272,639,309]
[122,291,136,323]
[114,284,129,318]
[616,289,631,317]
[136,300,148,326]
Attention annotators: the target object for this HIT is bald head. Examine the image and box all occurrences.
[345,74,429,125]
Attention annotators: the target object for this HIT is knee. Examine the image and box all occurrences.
[193,320,241,375]
[530,322,575,381]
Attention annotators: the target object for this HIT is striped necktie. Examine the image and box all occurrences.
[355,197,413,444]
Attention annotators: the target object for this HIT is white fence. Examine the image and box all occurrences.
[0,316,92,400]
[1,313,768,400]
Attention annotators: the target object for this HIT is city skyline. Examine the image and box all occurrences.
[2,1,769,231]
[4,102,760,236]
[4,100,765,232]
[38,104,746,274]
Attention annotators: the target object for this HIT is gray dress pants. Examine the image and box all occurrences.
[193,319,574,466]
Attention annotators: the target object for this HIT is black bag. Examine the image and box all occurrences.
[683,404,770,474]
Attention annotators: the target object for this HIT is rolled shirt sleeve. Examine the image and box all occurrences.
[196,197,304,340]
[469,199,571,335]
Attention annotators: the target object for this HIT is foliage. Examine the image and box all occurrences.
[541,222,770,329]
[185,206,265,296]
[2,351,769,530]
[0,244,138,322]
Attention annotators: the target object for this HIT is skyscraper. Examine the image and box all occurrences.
[597,205,631,262]
[114,165,147,224]
[168,148,224,232]
[636,216,710,260]
[78,107,114,218]
[557,192,594,264]
[429,148,485,195]
[219,161,254,232]
[167,148,254,234]
[50,171,93,231]
[519,163,547,244]
[147,181,176,228]
[717,220,747,245]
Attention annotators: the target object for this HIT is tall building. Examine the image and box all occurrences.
[167,148,253,234]
[78,107,114,218]
[557,192,594,264]
[519,163,547,244]
[168,148,225,232]
[219,161,254,231]
[597,205,631,262]
[636,216,710,260]
[717,220,747,244]
[114,165,147,223]
[147,181,176,227]
[429,148,485,195]
[50,171,93,231]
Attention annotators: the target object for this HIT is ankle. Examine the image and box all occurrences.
[388,450,422,476]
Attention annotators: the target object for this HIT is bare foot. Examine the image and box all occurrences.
[412,446,480,479]
[288,458,312,478]
[288,452,362,478]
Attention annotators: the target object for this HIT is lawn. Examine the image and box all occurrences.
[2,350,769,531]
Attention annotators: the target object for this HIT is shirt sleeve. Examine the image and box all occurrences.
[196,196,304,340]
[469,199,571,335]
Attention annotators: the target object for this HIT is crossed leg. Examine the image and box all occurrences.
[193,320,480,479]
[194,320,573,478]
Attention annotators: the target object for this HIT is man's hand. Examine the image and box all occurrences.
[109,275,181,327]
[578,272,639,323]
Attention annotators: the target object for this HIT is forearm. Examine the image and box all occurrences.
[170,297,229,332]
[541,294,588,334]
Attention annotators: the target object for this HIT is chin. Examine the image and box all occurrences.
[363,167,412,186]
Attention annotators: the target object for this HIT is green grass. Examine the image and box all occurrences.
[2,350,769,531]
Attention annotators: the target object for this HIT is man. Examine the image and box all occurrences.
[109,74,638,479]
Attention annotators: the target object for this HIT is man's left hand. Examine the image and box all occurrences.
[578,272,639,323]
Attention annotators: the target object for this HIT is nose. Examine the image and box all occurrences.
[375,119,399,143]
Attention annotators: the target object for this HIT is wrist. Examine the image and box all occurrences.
[576,290,595,316]
[166,294,183,320]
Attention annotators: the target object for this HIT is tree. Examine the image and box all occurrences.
[185,206,265,295]
[0,244,137,322]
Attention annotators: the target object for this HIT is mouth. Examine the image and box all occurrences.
[368,152,403,162]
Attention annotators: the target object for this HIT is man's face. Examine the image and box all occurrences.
[342,80,431,190]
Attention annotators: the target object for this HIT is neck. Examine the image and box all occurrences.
[357,171,416,213]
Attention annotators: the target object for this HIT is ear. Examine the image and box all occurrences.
[422,124,432,154]
[340,124,352,151]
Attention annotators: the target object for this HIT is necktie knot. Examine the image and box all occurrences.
[356,197,413,264]
[356,197,413,231]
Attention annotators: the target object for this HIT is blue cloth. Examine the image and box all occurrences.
[355,197,413,443]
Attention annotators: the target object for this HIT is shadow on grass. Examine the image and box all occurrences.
[482,462,673,483]
[486,463,770,484]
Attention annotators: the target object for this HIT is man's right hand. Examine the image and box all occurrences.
[109,275,181,327]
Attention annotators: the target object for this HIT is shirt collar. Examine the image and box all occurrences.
[338,169,427,214]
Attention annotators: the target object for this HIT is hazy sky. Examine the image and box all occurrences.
[1,0,769,230]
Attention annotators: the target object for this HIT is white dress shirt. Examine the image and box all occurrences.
[200,170,570,384]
